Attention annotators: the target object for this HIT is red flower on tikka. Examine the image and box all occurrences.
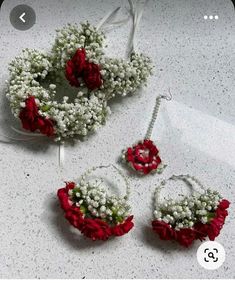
[125,139,162,175]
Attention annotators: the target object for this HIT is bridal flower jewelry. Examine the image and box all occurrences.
[6,12,152,141]
[152,175,230,247]
[122,94,171,175]
[57,165,134,240]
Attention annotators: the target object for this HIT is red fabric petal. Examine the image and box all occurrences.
[112,216,134,236]
[80,218,112,241]
[57,188,71,211]
[65,207,84,230]
[83,62,102,90]
[176,228,196,248]
[152,220,176,241]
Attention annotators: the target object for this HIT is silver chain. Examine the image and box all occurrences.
[154,174,206,206]
[145,90,172,140]
[80,164,131,200]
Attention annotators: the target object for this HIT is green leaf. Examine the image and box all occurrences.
[207,212,215,221]
[80,205,87,214]
[41,105,51,112]
[115,215,124,223]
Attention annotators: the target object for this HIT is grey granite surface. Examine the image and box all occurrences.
[0,0,234,279]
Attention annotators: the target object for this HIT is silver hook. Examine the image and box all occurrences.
[160,88,172,101]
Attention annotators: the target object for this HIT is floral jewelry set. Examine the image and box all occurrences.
[5,1,229,247]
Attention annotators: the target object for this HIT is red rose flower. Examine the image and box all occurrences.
[126,140,162,175]
[19,96,39,131]
[194,199,229,242]
[176,228,196,247]
[193,222,208,241]
[65,48,102,90]
[112,216,134,236]
[57,188,71,211]
[205,199,230,240]
[19,96,55,137]
[65,60,80,87]
[152,220,176,240]
[80,218,112,241]
[83,62,102,90]
[38,117,54,136]
[65,49,86,87]
[218,199,230,210]
[72,48,86,74]
[216,208,228,219]
[65,48,86,87]
[65,182,76,191]
[65,207,84,230]
[25,96,38,116]
[207,216,226,241]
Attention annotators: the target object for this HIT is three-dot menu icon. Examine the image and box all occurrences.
[204,15,219,20]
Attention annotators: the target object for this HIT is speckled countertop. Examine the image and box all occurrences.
[0,0,234,279]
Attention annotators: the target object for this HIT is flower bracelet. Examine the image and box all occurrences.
[6,12,152,141]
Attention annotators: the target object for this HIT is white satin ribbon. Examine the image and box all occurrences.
[128,0,149,55]
[59,143,65,168]
[97,6,130,31]
[0,126,65,167]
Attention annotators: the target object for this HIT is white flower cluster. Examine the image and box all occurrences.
[153,189,222,230]
[51,22,152,101]
[68,179,131,225]
[52,22,105,71]
[6,49,54,117]
[6,22,152,141]
[99,53,152,100]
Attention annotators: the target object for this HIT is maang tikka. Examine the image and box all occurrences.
[122,92,171,175]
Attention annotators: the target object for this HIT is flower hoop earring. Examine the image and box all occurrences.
[122,92,171,175]
[57,165,134,241]
[152,175,230,247]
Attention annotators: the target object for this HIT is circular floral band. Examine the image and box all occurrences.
[152,199,230,247]
[57,167,134,241]
[152,175,230,247]
[6,22,152,141]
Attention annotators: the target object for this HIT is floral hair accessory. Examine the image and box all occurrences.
[57,165,134,241]
[122,93,171,175]
[152,175,230,248]
[6,2,152,142]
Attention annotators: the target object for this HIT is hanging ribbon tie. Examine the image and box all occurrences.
[128,0,149,55]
